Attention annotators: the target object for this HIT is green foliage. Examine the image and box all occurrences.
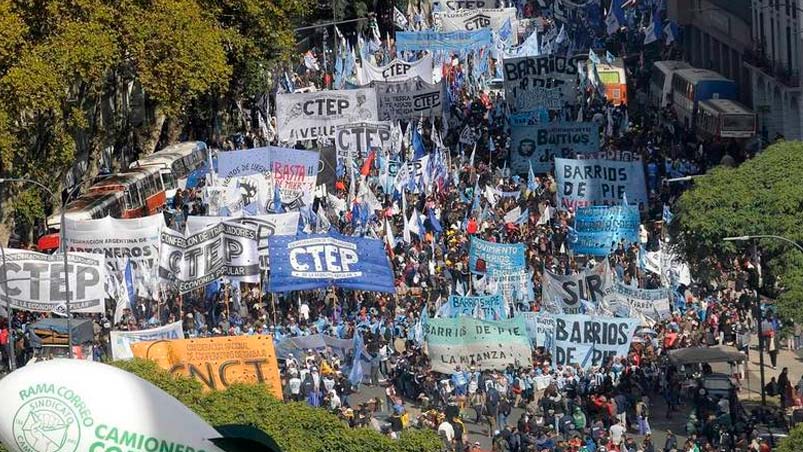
[102,359,442,452]
[778,421,803,452]
[670,141,803,323]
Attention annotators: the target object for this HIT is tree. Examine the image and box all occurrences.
[778,422,803,452]
[670,141,803,324]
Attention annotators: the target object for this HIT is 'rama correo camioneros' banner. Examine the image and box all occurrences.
[268,233,395,293]
[425,316,532,373]
[552,314,639,368]
[0,249,107,314]
[275,89,378,142]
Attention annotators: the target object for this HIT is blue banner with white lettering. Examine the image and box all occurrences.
[469,237,526,275]
[396,30,493,52]
[268,233,395,293]
[572,205,640,256]
[443,294,506,319]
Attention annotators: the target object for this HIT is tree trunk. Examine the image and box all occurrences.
[165,115,184,146]
[139,105,166,156]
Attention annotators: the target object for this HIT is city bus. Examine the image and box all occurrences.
[129,141,208,199]
[671,68,737,129]
[40,191,124,250]
[649,60,691,108]
[591,58,628,106]
[89,166,166,218]
[695,99,756,140]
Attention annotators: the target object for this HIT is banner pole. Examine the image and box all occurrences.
[272,293,278,327]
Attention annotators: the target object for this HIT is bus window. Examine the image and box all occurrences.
[161,170,177,191]
[599,72,621,84]
[723,115,755,132]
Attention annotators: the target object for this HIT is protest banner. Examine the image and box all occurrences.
[510,122,600,174]
[186,213,299,269]
[553,314,639,368]
[443,294,506,319]
[274,334,353,360]
[437,8,517,38]
[572,205,640,256]
[577,149,642,162]
[334,121,392,162]
[268,233,395,293]
[360,54,433,84]
[275,88,378,142]
[643,248,692,287]
[486,269,534,305]
[542,260,613,314]
[371,77,443,122]
[424,317,532,373]
[158,222,260,293]
[317,145,338,191]
[608,282,672,322]
[0,249,107,313]
[217,146,320,212]
[503,54,589,111]
[395,29,493,52]
[131,335,282,399]
[519,312,556,349]
[469,237,526,274]
[393,155,429,191]
[432,0,504,11]
[554,157,647,211]
[110,321,184,360]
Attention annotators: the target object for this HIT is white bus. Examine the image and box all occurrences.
[649,60,691,108]
[129,141,208,199]
[696,99,756,140]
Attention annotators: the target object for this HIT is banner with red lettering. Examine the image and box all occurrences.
[554,158,647,211]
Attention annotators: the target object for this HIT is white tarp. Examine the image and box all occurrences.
[275,89,378,142]
[110,321,184,360]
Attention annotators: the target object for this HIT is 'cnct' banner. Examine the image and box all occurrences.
[159,222,260,293]
[425,317,532,373]
[503,54,588,111]
[275,89,378,142]
[442,294,506,319]
[608,283,672,323]
[0,250,107,313]
[468,237,526,274]
[572,205,640,256]
[186,212,299,269]
[510,122,600,174]
[110,321,184,360]
[371,77,443,122]
[542,260,613,314]
[553,314,639,368]
[268,233,395,293]
[217,146,320,212]
[554,158,647,211]
[334,121,392,163]
[361,55,433,84]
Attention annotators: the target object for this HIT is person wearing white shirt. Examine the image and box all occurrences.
[299,302,310,322]
[437,419,455,450]
[609,419,625,446]
[329,390,341,410]
[288,370,302,402]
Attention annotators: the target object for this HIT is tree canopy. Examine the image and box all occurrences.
[670,141,803,324]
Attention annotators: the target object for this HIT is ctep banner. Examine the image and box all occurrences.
[186,212,299,269]
[554,157,647,211]
[468,237,526,275]
[371,77,443,122]
[158,222,260,293]
[360,54,433,84]
[131,335,282,399]
[110,321,184,360]
[275,88,378,142]
[0,249,107,314]
[424,316,532,373]
[268,233,395,293]
[510,122,600,174]
[437,8,518,40]
[217,146,320,212]
[552,314,640,368]
[541,259,613,314]
[443,294,507,319]
[334,121,392,163]
[572,205,640,256]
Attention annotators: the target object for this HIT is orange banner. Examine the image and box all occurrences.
[131,335,282,399]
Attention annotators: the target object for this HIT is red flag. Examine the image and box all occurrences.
[360,149,376,177]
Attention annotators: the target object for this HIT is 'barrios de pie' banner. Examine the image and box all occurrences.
[425,316,532,373]
[110,321,184,360]
[371,77,443,122]
[131,335,282,399]
[542,259,613,314]
[217,146,320,212]
[553,314,639,368]
[159,222,260,293]
[0,249,107,313]
[572,205,640,256]
[503,54,588,111]
[275,88,378,142]
[360,55,433,84]
[510,122,600,174]
[268,233,395,293]
[469,237,526,274]
[443,294,506,319]
[554,157,647,211]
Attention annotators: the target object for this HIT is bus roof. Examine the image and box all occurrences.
[698,99,754,116]
[673,68,733,84]
[91,167,159,190]
[652,60,692,72]
[129,141,207,170]
[47,191,124,229]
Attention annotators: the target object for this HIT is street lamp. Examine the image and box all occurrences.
[0,178,74,358]
[722,234,803,406]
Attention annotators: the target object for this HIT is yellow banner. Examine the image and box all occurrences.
[131,335,282,399]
